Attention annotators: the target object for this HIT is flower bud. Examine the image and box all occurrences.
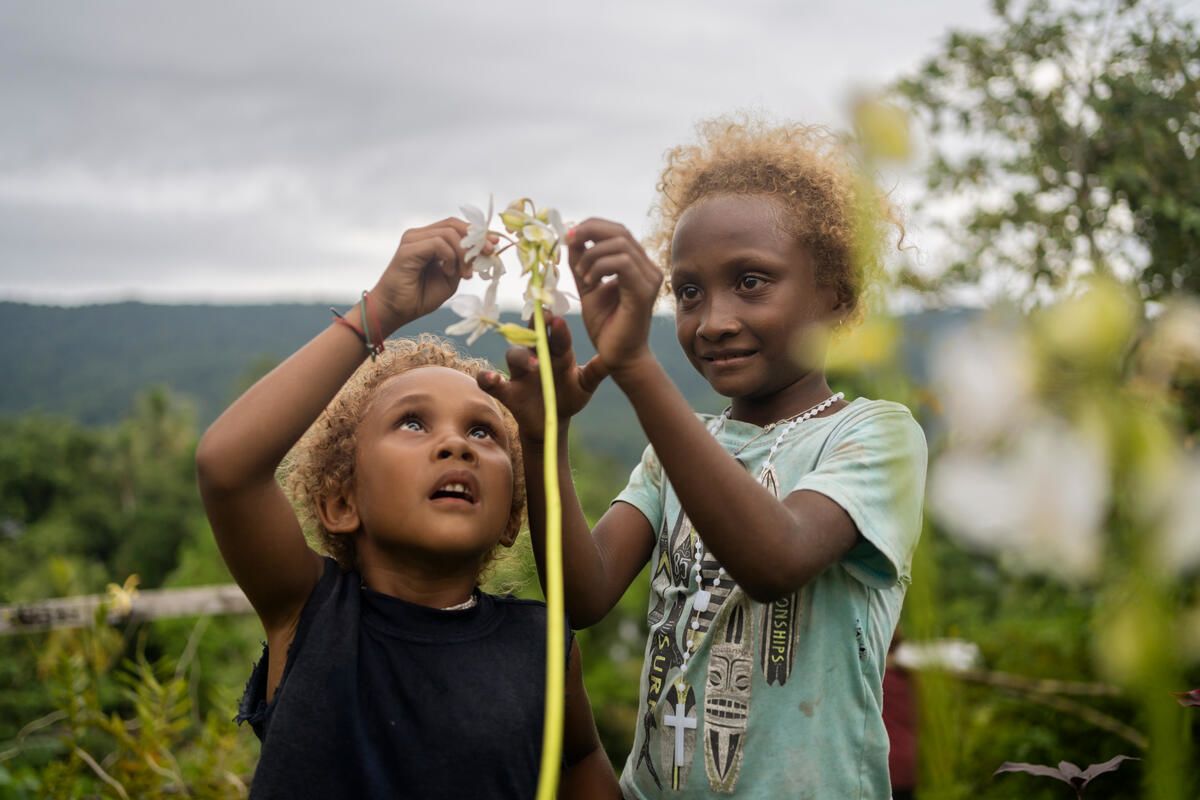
[496,323,539,347]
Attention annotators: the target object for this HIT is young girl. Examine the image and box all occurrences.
[195,219,618,799]
[482,118,928,798]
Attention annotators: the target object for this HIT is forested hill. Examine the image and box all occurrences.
[0,301,724,467]
[0,301,962,467]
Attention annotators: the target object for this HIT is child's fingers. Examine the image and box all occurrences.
[578,354,609,394]
[570,237,629,293]
[504,346,539,383]
[546,313,574,361]
[400,226,469,278]
[579,252,661,299]
[415,217,470,238]
[402,235,462,284]
[476,370,512,407]
[566,218,634,269]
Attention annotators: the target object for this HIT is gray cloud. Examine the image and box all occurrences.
[0,0,996,304]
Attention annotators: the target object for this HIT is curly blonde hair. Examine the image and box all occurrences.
[646,113,903,325]
[281,335,525,575]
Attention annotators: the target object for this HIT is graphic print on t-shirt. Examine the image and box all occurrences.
[704,596,754,792]
[756,466,803,686]
[637,460,806,792]
[636,515,687,789]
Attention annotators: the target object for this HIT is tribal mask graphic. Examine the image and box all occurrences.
[703,597,754,791]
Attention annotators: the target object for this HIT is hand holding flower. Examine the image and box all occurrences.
[370,218,475,335]
[479,314,607,444]
[442,195,584,800]
[567,218,663,379]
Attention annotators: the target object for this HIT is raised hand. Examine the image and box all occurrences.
[478,314,607,443]
[370,218,475,335]
[566,219,663,377]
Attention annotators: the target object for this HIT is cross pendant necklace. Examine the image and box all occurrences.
[663,697,697,764]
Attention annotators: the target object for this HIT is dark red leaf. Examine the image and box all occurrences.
[1079,755,1138,784]
[994,761,1071,784]
[1057,761,1083,782]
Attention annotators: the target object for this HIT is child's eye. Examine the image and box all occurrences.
[469,424,495,440]
[397,415,425,432]
[676,284,701,303]
[738,274,767,291]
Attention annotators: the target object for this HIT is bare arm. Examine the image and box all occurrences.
[567,219,858,603]
[559,638,621,799]
[521,430,655,628]
[196,221,474,633]
[481,316,653,628]
[609,356,858,601]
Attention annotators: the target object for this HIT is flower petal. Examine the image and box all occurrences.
[460,204,486,227]
[465,324,489,346]
[448,294,482,317]
[446,318,481,336]
[482,278,500,315]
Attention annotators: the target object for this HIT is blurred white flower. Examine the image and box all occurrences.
[932,322,1034,442]
[445,279,500,345]
[1157,455,1200,574]
[1143,298,1200,380]
[930,415,1109,581]
[893,639,981,673]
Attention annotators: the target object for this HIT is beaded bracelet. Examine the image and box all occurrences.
[330,291,385,360]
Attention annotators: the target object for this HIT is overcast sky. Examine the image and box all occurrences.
[0,0,1002,307]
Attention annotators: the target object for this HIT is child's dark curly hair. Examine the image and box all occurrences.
[280,335,525,575]
[646,113,903,325]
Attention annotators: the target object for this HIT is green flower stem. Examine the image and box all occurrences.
[531,269,565,800]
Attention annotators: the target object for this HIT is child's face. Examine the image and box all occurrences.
[348,366,516,566]
[669,193,841,405]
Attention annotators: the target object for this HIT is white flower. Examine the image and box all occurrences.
[472,251,505,281]
[931,321,1034,443]
[460,196,494,264]
[522,219,557,245]
[893,639,981,673]
[1156,455,1200,574]
[929,414,1109,581]
[499,201,534,234]
[546,207,568,261]
[445,279,500,345]
[522,265,572,320]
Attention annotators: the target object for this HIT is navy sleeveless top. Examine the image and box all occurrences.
[238,558,566,799]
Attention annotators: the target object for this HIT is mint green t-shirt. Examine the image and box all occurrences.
[615,398,928,799]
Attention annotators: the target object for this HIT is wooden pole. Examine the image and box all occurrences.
[0,585,252,636]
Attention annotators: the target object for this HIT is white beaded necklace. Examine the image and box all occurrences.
[680,391,844,669]
[441,595,477,612]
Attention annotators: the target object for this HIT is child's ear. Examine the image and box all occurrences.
[498,524,519,549]
[829,292,851,319]
[317,491,361,535]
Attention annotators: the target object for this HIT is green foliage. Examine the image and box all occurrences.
[0,388,200,604]
[894,0,1200,302]
[0,595,256,798]
[0,303,721,469]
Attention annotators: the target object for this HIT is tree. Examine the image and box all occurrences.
[894,0,1200,304]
